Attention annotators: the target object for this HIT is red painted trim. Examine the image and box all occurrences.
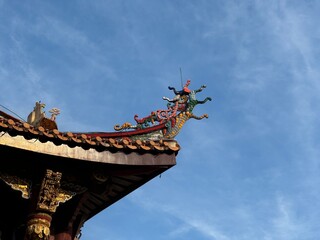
[27,213,52,222]
[77,123,167,138]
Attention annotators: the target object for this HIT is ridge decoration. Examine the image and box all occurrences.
[113,80,212,140]
[27,101,60,130]
[0,79,211,147]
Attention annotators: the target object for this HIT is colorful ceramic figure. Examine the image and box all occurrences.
[114,80,212,140]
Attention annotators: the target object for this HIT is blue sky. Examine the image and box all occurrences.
[1,1,320,239]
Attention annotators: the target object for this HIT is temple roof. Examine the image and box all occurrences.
[0,111,180,154]
[0,109,178,237]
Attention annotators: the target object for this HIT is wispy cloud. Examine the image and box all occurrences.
[202,0,320,160]
[261,194,309,240]
[130,195,230,240]
[259,1,320,181]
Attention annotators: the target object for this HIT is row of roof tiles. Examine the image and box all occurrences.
[0,116,180,153]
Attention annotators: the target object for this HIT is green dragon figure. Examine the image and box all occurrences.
[114,80,212,140]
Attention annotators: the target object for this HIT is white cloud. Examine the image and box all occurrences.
[260,1,320,171]
[131,196,230,240]
[266,195,304,240]
[168,224,192,238]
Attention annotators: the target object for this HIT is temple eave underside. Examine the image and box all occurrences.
[0,129,177,240]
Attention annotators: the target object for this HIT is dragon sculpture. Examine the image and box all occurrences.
[113,80,212,140]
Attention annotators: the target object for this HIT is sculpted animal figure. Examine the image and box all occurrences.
[164,85,212,139]
[114,122,136,131]
[27,101,46,127]
[113,81,212,140]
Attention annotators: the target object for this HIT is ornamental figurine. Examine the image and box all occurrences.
[27,101,59,130]
[114,80,212,140]
[163,79,191,102]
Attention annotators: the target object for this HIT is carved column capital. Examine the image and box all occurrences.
[24,213,51,240]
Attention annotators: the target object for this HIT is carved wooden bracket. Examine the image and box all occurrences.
[37,169,75,213]
[0,172,31,199]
